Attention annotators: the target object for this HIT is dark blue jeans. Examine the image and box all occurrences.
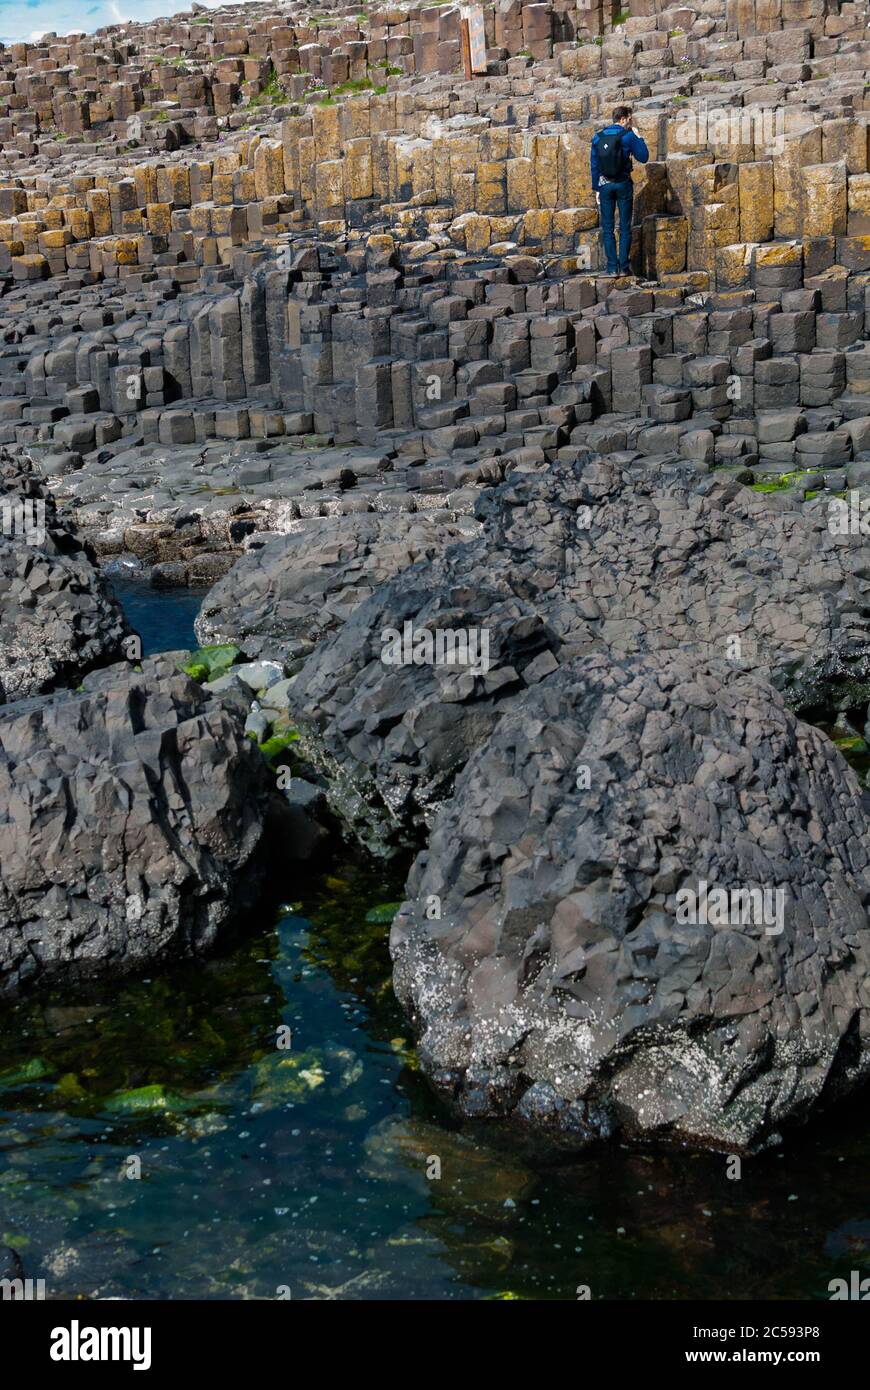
[598,178,634,273]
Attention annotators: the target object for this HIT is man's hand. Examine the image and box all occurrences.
[631,126,640,137]
[595,190,600,207]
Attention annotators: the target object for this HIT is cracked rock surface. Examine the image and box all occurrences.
[0,658,273,995]
[391,652,870,1152]
[0,451,130,701]
[479,455,870,710]
[194,509,481,665]
[290,452,870,850]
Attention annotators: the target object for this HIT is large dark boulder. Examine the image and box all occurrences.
[495,456,870,712]
[0,451,129,700]
[290,553,558,853]
[391,652,870,1152]
[194,511,480,666]
[0,659,274,995]
[290,454,870,852]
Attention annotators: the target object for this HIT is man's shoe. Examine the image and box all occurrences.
[600,269,616,277]
[618,267,633,276]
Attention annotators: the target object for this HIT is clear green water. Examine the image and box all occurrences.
[1,854,870,1302]
[2,588,868,1301]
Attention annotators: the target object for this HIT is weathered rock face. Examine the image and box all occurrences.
[290,542,560,853]
[391,652,870,1152]
[0,452,130,701]
[0,660,273,995]
[290,453,870,851]
[479,455,870,711]
[194,510,481,665]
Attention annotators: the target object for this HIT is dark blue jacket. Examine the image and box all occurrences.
[591,125,649,190]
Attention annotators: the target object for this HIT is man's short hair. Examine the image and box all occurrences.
[612,105,632,123]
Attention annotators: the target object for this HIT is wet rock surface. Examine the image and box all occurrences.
[0,659,274,995]
[391,652,870,1152]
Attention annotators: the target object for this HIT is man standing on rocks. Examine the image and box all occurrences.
[591,106,649,277]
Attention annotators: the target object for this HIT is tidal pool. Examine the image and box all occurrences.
[1,853,869,1302]
[108,575,203,656]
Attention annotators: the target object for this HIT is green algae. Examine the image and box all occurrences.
[749,469,818,494]
[0,1056,52,1089]
[364,901,403,924]
[105,1083,188,1115]
[178,643,240,681]
[810,720,870,788]
[831,733,870,786]
[257,729,301,765]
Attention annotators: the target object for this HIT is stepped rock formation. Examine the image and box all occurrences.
[391,653,870,1151]
[0,0,864,572]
